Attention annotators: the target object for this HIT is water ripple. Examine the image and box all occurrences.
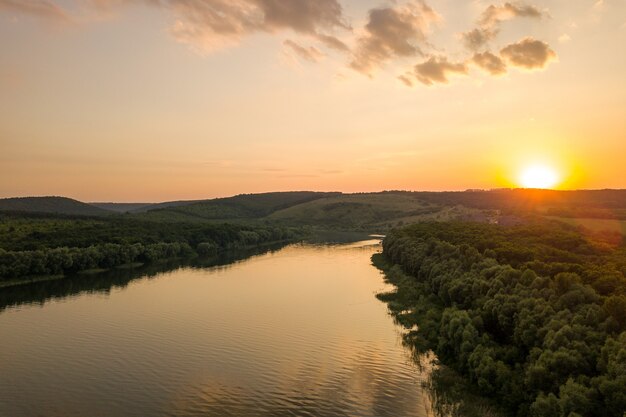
[0,241,432,417]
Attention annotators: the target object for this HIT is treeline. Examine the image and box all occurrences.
[0,212,301,280]
[379,221,626,417]
[0,212,297,251]
[404,189,626,213]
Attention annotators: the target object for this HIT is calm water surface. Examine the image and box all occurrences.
[0,240,434,417]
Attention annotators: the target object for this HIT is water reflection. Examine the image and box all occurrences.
[0,243,287,312]
[0,240,436,417]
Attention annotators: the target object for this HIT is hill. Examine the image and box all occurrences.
[0,197,112,217]
[137,191,341,222]
[268,189,626,232]
[3,190,626,234]
[410,189,626,218]
[89,202,154,213]
[268,192,499,230]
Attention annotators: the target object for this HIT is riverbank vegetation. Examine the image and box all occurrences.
[376,221,626,417]
[0,212,301,282]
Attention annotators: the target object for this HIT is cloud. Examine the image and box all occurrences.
[558,33,571,43]
[350,1,440,76]
[462,2,544,50]
[316,33,349,53]
[87,0,350,53]
[397,74,414,87]
[479,2,543,28]
[2,0,560,87]
[462,28,494,51]
[500,37,556,69]
[472,51,507,75]
[283,39,324,63]
[0,0,71,23]
[410,56,468,86]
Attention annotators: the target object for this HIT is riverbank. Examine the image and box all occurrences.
[0,238,300,289]
[376,221,626,417]
[372,253,508,417]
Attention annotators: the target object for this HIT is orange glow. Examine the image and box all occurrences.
[0,1,625,200]
[518,164,560,189]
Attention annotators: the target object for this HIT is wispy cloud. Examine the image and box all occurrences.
[283,39,324,63]
[0,0,559,86]
[163,0,350,53]
[0,0,72,23]
[558,33,571,43]
[462,2,545,50]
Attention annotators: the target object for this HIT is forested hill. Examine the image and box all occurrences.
[0,197,112,217]
[89,202,153,213]
[378,221,626,417]
[136,191,342,222]
[409,189,626,219]
[2,190,626,234]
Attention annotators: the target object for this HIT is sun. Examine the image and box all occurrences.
[519,164,560,189]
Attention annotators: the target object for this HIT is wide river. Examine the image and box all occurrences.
[0,239,436,417]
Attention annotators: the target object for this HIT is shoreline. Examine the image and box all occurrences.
[0,238,300,290]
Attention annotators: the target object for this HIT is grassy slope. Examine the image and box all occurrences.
[267,192,493,231]
[0,197,111,217]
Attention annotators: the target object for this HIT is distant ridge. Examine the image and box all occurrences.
[90,202,154,213]
[138,191,342,222]
[0,197,112,216]
[3,189,625,227]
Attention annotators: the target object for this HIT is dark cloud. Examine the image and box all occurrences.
[283,39,324,63]
[0,0,71,22]
[411,56,468,86]
[462,2,544,50]
[472,51,507,75]
[500,37,556,69]
[350,1,439,76]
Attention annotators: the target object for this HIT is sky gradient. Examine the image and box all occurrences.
[1,0,625,202]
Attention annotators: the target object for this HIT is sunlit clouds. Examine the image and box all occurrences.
[0,0,562,86]
[500,38,557,70]
[407,56,468,86]
[471,52,507,76]
[462,2,545,51]
[0,0,625,200]
[349,1,439,76]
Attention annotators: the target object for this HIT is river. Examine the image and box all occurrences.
[0,239,436,417]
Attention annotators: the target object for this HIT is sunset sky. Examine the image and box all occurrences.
[1,0,625,202]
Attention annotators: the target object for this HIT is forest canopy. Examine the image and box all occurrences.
[378,220,626,417]
[0,212,301,281]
